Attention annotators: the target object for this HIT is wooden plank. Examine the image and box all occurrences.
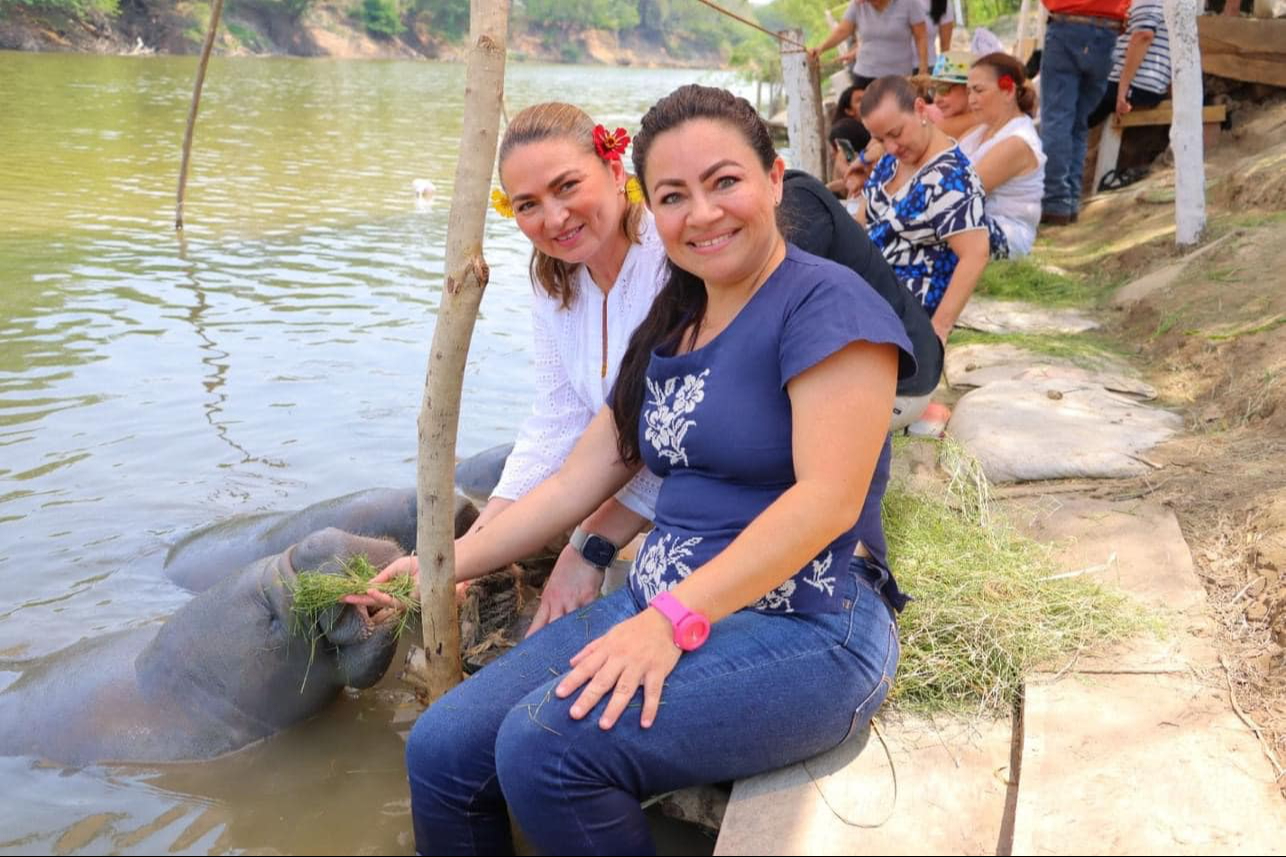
[1198,16,1286,87]
[1114,103,1227,128]
[1202,53,1286,89]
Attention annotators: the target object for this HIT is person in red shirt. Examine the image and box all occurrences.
[1037,0,1129,225]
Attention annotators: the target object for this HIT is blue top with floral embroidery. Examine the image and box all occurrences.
[863,147,987,315]
[626,245,914,615]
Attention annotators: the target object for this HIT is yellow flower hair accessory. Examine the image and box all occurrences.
[490,188,514,219]
[625,176,645,204]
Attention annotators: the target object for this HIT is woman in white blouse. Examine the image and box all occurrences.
[478,103,668,635]
[958,52,1047,258]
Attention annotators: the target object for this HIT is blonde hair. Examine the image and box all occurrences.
[499,103,645,308]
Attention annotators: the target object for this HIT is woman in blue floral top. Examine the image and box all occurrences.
[351,85,913,856]
[858,75,990,341]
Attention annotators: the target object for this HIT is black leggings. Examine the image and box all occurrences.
[1088,81,1167,128]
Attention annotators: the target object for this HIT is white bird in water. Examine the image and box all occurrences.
[411,179,436,200]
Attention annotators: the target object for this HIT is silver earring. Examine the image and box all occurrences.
[921,119,928,126]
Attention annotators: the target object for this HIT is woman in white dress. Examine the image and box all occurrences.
[957,52,1047,258]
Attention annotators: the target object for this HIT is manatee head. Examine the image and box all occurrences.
[139,528,406,742]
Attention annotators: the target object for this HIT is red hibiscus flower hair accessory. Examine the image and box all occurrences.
[997,75,1016,93]
[593,125,631,161]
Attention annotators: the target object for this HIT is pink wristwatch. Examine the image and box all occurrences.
[649,591,710,652]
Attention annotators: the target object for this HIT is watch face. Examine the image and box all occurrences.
[580,534,617,568]
[678,615,710,651]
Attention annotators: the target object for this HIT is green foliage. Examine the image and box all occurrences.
[964,0,1022,26]
[4,0,120,16]
[362,0,403,37]
[410,0,468,39]
[525,0,640,31]
[728,31,782,85]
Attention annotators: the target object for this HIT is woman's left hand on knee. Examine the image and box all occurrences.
[555,609,680,731]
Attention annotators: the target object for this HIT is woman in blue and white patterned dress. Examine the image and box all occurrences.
[858,75,990,342]
[351,84,913,856]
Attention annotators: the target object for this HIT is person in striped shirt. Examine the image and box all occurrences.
[1088,0,1172,127]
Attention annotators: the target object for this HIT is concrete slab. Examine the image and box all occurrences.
[715,715,1013,856]
[1004,497,1205,613]
[1000,495,1218,672]
[945,343,1156,399]
[957,299,1101,336]
[1013,673,1286,856]
[948,380,1183,483]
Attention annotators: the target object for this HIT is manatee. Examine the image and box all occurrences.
[454,444,514,506]
[0,529,406,766]
[164,488,479,592]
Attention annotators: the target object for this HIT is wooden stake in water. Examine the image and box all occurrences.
[175,0,224,231]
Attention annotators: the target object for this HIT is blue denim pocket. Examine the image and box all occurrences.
[835,571,901,746]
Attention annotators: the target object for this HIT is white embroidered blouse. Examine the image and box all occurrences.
[490,212,668,518]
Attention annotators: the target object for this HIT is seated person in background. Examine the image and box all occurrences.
[783,169,944,429]
[827,116,873,200]
[833,83,867,127]
[924,51,982,138]
[1088,0,1172,128]
[856,75,990,344]
[959,52,1047,259]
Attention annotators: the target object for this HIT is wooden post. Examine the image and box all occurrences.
[405,0,510,702]
[1163,0,1206,247]
[779,28,827,182]
[954,0,965,28]
[1092,120,1123,195]
[1015,0,1032,56]
[175,0,224,230]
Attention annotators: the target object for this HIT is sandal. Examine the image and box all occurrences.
[1098,166,1150,192]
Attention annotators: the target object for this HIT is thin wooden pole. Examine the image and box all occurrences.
[175,0,224,231]
[404,0,510,702]
[1164,0,1206,246]
[779,28,827,182]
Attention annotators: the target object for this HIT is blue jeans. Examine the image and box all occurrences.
[1039,20,1118,216]
[406,558,900,855]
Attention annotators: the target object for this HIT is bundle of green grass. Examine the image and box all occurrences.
[885,440,1149,714]
[289,555,420,639]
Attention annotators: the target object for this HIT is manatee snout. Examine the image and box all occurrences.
[286,528,406,688]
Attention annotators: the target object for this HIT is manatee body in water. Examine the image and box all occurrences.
[453,444,513,507]
[0,530,406,766]
[164,487,479,592]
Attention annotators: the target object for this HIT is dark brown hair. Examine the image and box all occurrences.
[611,84,778,466]
[498,102,645,308]
[972,52,1038,117]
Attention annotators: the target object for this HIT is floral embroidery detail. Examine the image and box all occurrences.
[625,175,645,204]
[752,578,797,613]
[490,188,514,219]
[802,551,836,597]
[632,533,703,603]
[644,369,710,467]
[593,125,631,161]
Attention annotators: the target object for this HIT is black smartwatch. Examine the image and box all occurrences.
[570,526,619,571]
